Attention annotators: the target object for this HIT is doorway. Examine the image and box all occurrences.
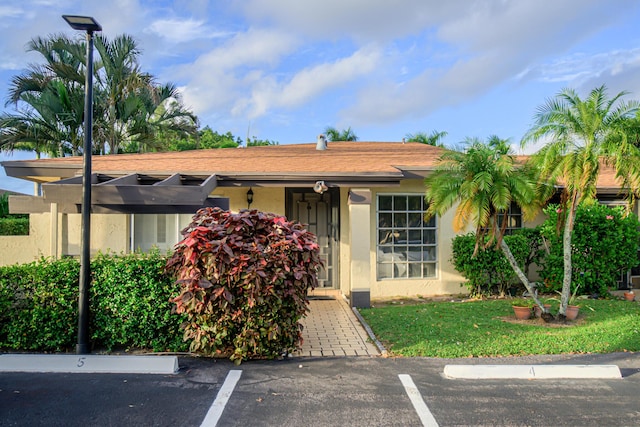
[286,188,340,288]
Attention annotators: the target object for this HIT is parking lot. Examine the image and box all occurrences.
[2,353,640,426]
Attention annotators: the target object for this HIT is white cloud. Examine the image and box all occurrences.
[174,28,300,115]
[145,18,231,43]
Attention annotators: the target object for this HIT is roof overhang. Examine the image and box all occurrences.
[30,173,228,214]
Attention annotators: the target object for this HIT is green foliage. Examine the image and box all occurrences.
[451,233,530,297]
[0,217,29,235]
[90,251,186,351]
[163,127,241,151]
[0,258,79,350]
[360,299,640,357]
[0,253,186,352]
[166,208,322,363]
[539,203,640,296]
[0,193,8,217]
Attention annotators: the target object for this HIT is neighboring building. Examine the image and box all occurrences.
[0,140,636,306]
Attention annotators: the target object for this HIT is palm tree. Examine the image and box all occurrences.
[425,136,549,312]
[1,34,86,157]
[1,33,198,157]
[522,85,640,316]
[93,35,198,154]
[405,130,448,146]
[324,126,358,141]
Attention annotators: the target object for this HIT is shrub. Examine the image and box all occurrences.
[451,233,530,297]
[90,251,187,352]
[166,208,322,363]
[0,258,79,350]
[0,253,185,352]
[0,217,29,235]
[539,203,640,296]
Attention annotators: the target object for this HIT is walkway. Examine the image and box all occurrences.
[296,289,380,357]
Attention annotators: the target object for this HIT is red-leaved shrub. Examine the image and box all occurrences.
[166,208,322,363]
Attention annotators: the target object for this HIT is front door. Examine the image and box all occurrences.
[286,188,339,288]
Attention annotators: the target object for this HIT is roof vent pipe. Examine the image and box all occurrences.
[316,134,327,150]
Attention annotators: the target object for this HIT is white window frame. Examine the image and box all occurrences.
[376,193,437,280]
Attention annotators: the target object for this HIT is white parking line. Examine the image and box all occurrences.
[200,370,242,427]
[398,374,439,427]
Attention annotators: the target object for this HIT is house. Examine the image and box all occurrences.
[0,140,636,306]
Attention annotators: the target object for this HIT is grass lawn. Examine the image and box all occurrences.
[359,298,640,357]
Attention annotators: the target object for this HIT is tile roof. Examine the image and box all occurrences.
[5,141,444,177]
[1,141,628,189]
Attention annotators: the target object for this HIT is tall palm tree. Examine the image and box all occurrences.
[324,126,358,142]
[1,33,198,157]
[1,34,86,157]
[93,35,198,154]
[522,85,640,316]
[425,136,549,311]
[405,130,448,146]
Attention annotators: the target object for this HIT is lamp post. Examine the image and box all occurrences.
[62,15,102,355]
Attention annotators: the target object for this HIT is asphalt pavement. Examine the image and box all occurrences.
[2,353,640,426]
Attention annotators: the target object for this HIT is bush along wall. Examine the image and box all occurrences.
[451,233,531,297]
[539,203,640,296]
[0,252,186,352]
[166,208,322,364]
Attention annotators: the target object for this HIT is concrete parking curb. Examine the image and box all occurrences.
[0,354,179,374]
[443,364,622,379]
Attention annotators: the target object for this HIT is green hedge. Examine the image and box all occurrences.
[0,217,29,235]
[451,233,531,297]
[540,203,640,296]
[0,252,187,352]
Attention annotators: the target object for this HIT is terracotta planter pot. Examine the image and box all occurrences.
[624,292,635,301]
[534,304,552,318]
[565,305,580,321]
[512,305,532,320]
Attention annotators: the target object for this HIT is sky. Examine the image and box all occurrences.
[1,0,640,194]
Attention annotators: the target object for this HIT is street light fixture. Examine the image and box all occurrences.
[62,14,102,355]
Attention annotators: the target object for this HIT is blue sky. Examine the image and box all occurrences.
[2,0,640,194]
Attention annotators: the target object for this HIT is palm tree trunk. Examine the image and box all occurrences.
[559,195,579,316]
[499,239,548,313]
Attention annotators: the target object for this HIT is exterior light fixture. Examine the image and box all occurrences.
[63,14,102,355]
[247,188,254,209]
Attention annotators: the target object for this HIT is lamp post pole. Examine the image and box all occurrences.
[62,15,102,355]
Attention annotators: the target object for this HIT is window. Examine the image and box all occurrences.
[499,203,522,235]
[376,194,436,279]
[132,214,192,252]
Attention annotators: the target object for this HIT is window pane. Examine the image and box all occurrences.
[408,263,422,278]
[379,196,393,210]
[393,213,407,227]
[408,212,422,228]
[379,212,393,228]
[423,263,436,278]
[408,229,421,243]
[407,195,422,211]
[423,230,436,244]
[393,196,407,210]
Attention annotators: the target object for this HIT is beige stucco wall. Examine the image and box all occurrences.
[0,214,50,266]
[211,187,285,215]
[0,212,130,266]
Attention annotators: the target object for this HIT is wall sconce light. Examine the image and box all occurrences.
[246,187,254,209]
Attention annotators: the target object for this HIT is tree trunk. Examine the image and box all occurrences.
[559,196,579,316]
[499,239,548,314]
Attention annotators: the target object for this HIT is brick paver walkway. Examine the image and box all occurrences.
[297,289,380,357]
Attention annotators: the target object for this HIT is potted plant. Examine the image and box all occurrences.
[623,290,635,301]
[512,299,532,320]
[534,302,552,318]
